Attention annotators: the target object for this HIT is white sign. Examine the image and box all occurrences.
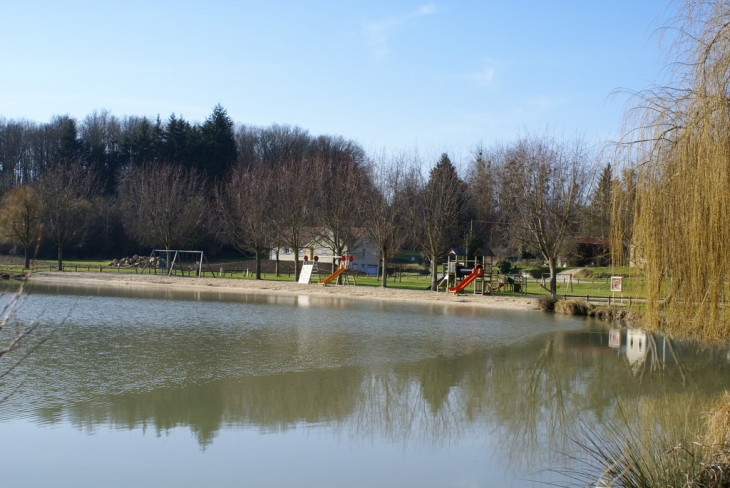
[298,264,314,284]
[610,276,623,293]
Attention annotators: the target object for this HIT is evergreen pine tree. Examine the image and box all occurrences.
[199,104,237,181]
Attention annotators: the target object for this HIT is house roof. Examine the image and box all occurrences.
[473,247,495,257]
[285,226,372,248]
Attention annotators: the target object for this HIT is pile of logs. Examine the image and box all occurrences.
[108,255,158,268]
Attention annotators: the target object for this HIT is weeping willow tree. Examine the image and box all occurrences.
[616,0,730,339]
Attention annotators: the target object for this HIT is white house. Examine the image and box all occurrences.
[270,227,381,275]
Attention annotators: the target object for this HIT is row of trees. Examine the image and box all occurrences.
[0,104,616,294]
[0,105,238,192]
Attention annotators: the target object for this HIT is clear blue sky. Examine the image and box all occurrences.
[1,1,671,155]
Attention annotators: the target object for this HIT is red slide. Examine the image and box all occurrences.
[448,268,483,293]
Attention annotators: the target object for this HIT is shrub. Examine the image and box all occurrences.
[537,296,557,312]
[555,299,594,316]
[495,260,512,274]
[522,266,550,279]
[573,268,593,279]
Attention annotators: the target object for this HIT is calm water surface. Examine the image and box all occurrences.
[0,283,728,487]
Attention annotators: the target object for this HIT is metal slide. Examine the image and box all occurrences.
[319,265,346,285]
[448,268,483,293]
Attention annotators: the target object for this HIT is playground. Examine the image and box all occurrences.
[0,250,643,303]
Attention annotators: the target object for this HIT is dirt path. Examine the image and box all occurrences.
[30,272,540,312]
[556,267,586,277]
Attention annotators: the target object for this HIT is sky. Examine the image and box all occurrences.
[0,0,673,158]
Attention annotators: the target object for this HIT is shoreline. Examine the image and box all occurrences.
[29,272,539,312]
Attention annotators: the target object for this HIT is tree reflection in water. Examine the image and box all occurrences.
[0,287,728,481]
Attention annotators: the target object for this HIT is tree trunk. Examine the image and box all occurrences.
[164,247,171,275]
[332,249,339,285]
[57,244,63,271]
[548,259,557,298]
[381,252,388,288]
[24,246,30,270]
[293,248,300,281]
[430,253,438,291]
[275,247,280,277]
[254,249,261,280]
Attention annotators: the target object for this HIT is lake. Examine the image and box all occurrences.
[0,282,727,487]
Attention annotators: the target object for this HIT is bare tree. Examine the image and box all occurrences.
[117,163,207,251]
[271,160,317,281]
[415,153,468,291]
[0,185,43,268]
[79,109,122,194]
[310,140,368,267]
[38,162,100,270]
[497,134,590,296]
[216,164,273,279]
[363,153,415,287]
[256,125,310,168]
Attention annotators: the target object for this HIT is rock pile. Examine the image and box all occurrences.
[109,255,159,268]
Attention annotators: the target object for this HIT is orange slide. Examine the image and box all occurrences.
[319,264,346,285]
[448,268,483,293]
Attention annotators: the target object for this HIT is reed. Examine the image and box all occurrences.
[563,392,730,487]
[705,392,730,458]
[554,299,593,316]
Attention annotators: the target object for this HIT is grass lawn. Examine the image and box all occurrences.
[212,271,645,298]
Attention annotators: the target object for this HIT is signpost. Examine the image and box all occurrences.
[610,276,623,303]
[610,276,623,293]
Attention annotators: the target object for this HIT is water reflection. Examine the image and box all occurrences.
[0,284,728,483]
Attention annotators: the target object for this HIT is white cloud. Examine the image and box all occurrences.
[416,3,437,16]
[467,66,496,87]
[363,3,438,58]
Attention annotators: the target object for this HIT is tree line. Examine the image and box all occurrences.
[0,105,619,294]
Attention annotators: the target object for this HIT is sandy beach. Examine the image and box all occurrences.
[30,272,539,312]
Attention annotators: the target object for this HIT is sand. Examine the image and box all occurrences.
[29,272,539,312]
